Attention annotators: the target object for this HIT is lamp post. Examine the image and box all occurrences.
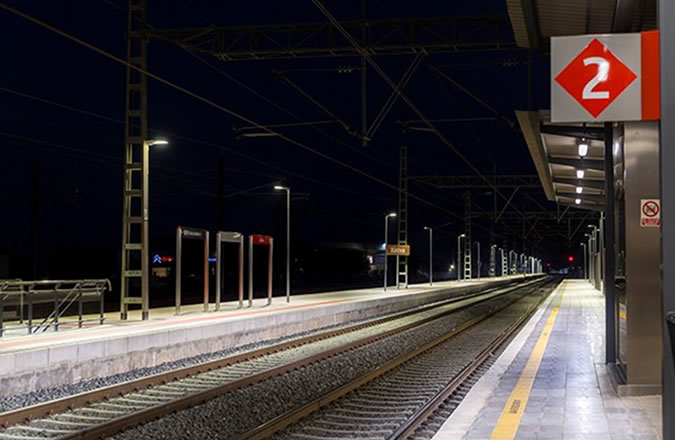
[274,185,291,303]
[457,234,465,281]
[424,227,433,286]
[120,138,167,321]
[588,224,598,287]
[581,242,587,281]
[585,233,593,285]
[142,139,167,319]
[384,213,397,291]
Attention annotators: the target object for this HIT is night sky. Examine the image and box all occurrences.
[0,1,562,295]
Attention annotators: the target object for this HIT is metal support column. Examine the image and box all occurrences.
[463,192,472,280]
[659,3,675,436]
[604,123,617,365]
[489,245,496,277]
[457,235,463,281]
[248,237,253,307]
[120,0,149,320]
[396,145,409,288]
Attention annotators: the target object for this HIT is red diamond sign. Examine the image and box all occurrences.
[554,38,637,118]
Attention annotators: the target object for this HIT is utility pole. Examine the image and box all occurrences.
[218,152,225,231]
[396,145,409,288]
[463,192,472,280]
[424,227,433,286]
[360,0,367,147]
[30,159,38,279]
[120,0,150,320]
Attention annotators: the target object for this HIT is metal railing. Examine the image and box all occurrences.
[0,279,110,337]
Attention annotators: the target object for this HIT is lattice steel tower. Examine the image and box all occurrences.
[396,145,409,289]
[120,0,149,320]
[463,192,472,281]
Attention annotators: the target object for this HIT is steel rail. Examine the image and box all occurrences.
[390,280,555,439]
[237,278,553,440]
[0,278,538,433]
[53,281,542,440]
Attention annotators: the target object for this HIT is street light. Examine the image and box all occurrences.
[580,242,588,281]
[424,227,433,286]
[584,232,594,284]
[120,138,168,321]
[587,225,598,287]
[384,213,397,291]
[457,234,466,281]
[274,185,291,303]
[141,139,167,319]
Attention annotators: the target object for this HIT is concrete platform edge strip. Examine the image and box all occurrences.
[431,279,563,439]
[0,277,534,396]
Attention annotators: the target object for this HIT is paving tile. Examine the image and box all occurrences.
[430,281,663,440]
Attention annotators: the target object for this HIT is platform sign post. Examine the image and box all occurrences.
[248,234,273,307]
[215,231,244,310]
[175,227,210,315]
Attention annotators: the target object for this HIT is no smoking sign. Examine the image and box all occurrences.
[640,199,661,228]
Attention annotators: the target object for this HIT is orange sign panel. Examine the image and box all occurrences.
[386,244,410,256]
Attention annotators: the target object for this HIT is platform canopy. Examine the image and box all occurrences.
[516,111,605,212]
[506,0,656,51]
[508,0,656,212]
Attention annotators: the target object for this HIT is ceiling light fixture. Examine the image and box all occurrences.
[578,138,589,157]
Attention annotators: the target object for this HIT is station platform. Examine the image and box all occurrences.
[0,275,535,396]
[433,279,662,440]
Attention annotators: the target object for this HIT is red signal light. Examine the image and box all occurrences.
[568,256,574,262]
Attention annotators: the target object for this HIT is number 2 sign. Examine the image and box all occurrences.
[551,31,659,123]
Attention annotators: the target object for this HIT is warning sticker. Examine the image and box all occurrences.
[640,199,660,228]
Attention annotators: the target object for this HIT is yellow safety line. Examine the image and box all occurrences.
[489,280,567,440]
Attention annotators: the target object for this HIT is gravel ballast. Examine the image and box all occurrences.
[111,286,540,440]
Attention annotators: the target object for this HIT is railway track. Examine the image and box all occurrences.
[0,277,549,440]
[243,277,558,440]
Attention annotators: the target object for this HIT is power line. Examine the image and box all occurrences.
[311,0,538,226]
[0,4,462,221]
[0,131,273,201]
[0,83,386,201]
[103,0,395,170]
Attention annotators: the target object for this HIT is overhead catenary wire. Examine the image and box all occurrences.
[310,0,539,227]
[0,83,388,202]
[101,0,395,170]
[0,2,477,226]
[0,131,251,199]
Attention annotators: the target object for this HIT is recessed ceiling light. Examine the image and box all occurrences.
[576,169,585,179]
[576,187,583,194]
[578,138,589,157]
